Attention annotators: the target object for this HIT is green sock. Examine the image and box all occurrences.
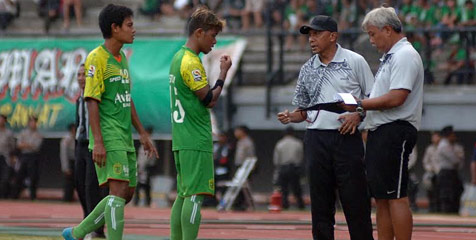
[105,195,126,240]
[182,195,204,240]
[170,196,184,240]
[73,195,109,239]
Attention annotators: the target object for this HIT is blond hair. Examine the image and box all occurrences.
[187,6,225,36]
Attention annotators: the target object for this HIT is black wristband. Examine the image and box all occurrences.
[211,79,224,90]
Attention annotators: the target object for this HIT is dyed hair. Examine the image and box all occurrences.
[187,6,225,36]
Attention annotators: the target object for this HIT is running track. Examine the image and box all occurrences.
[1,200,476,239]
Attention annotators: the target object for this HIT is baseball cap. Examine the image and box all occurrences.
[300,15,338,34]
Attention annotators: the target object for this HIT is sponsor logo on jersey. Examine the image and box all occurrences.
[192,69,202,82]
[114,91,131,107]
[88,65,96,77]
[123,166,129,177]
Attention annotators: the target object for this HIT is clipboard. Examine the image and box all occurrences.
[299,101,346,114]
[298,93,357,114]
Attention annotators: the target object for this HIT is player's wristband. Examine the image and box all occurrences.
[211,79,224,90]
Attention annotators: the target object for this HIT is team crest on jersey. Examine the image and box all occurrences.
[113,163,122,175]
[192,69,202,82]
[88,65,96,77]
[209,178,215,190]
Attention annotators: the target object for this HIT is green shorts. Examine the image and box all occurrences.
[95,151,137,187]
[174,150,214,197]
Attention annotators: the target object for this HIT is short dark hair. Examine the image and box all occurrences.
[440,125,454,137]
[187,6,224,36]
[236,125,250,134]
[68,123,76,131]
[99,4,133,39]
[145,126,154,134]
[284,126,295,136]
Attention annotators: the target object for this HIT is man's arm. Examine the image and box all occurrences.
[131,100,159,159]
[277,108,307,124]
[194,55,232,108]
[361,89,410,110]
[86,98,106,167]
[342,89,410,112]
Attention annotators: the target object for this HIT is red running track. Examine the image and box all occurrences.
[1,200,476,239]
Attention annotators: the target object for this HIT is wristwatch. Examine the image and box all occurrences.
[356,100,365,119]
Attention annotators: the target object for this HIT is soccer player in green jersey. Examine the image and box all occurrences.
[169,7,232,240]
[62,4,158,240]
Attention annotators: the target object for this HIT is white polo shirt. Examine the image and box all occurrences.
[365,37,424,131]
[292,44,374,130]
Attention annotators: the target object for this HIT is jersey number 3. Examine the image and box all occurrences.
[170,75,185,123]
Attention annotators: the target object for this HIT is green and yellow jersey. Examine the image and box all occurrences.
[84,45,134,152]
[169,46,212,152]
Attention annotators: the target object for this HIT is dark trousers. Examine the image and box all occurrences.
[75,141,108,234]
[427,175,439,213]
[13,153,40,200]
[63,160,75,202]
[277,164,304,209]
[437,169,463,213]
[134,180,151,206]
[0,156,11,198]
[305,130,373,240]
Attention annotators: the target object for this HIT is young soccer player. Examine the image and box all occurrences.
[62,4,158,240]
[169,6,232,240]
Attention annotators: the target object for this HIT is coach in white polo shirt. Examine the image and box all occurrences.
[343,6,423,240]
[277,15,374,240]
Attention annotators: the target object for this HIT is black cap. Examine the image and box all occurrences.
[300,15,338,34]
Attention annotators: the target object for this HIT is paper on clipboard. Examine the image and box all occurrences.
[335,93,357,105]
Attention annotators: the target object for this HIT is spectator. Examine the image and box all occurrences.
[174,0,207,19]
[60,123,76,202]
[418,0,441,28]
[219,0,245,30]
[459,0,476,26]
[213,131,232,193]
[422,131,441,213]
[273,126,305,210]
[435,125,464,213]
[269,0,288,29]
[399,0,421,26]
[0,0,18,31]
[233,125,256,211]
[339,0,358,31]
[139,0,175,20]
[13,116,43,200]
[0,114,15,198]
[234,125,255,169]
[241,0,264,30]
[38,0,61,33]
[283,0,308,51]
[133,127,157,207]
[63,0,82,31]
[442,35,474,85]
[441,0,462,29]
[407,147,419,211]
